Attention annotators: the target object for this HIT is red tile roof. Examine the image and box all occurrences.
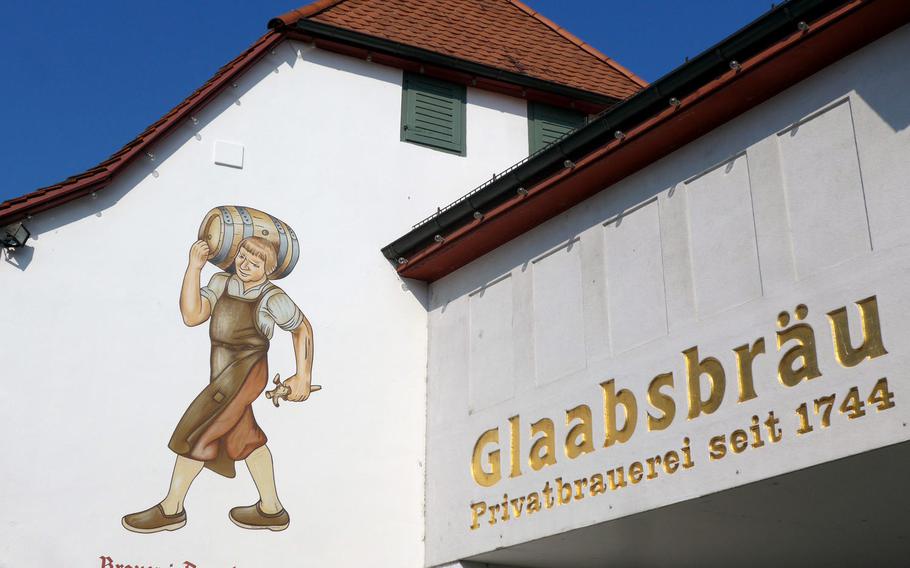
[391,0,910,281]
[1,0,644,225]
[273,0,646,100]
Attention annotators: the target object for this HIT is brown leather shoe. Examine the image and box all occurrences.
[229,502,290,531]
[122,504,187,534]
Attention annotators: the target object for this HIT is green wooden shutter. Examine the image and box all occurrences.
[401,73,466,155]
[528,102,586,154]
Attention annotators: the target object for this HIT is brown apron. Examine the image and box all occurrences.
[168,282,272,478]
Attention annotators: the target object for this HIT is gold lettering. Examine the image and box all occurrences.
[646,372,676,431]
[542,481,555,509]
[827,296,888,367]
[508,415,522,478]
[509,496,525,518]
[526,492,541,513]
[730,429,748,453]
[488,504,500,526]
[764,411,783,443]
[590,473,606,495]
[470,501,487,530]
[471,428,501,487]
[573,478,588,500]
[606,467,627,490]
[564,404,594,459]
[709,435,727,460]
[529,418,557,471]
[681,437,695,468]
[663,450,680,474]
[776,305,821,387]
[629,461,644,484]
[684,346,726,419]
[601,379,638,447]
[645,455,662,479]
[749,415,764,448]
[556,478,572,505]
[733,338,765,402]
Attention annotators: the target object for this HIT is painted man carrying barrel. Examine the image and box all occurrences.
[122,232,314,533]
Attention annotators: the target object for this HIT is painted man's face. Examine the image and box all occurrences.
[234,246,267,283]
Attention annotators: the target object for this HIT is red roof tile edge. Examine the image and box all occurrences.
[395,0,908,281]
[504,0,648,88]
[270,0,346,28]
[0,30,284,226]
[2,1,643,226]
[270,0,648,90]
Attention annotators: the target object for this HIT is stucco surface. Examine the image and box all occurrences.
[425,24,910,566]
[0,40,530,567]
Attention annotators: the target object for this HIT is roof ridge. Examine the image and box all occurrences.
[503,0,648,88]
[270,0,347,29]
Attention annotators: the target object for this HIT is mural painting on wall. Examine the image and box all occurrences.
[122,206,320,534]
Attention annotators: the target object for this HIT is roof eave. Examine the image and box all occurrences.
[269,0,346,29]
[386,0,910,282]
[281,19,624,112]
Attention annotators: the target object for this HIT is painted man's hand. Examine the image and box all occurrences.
[188,240,211,270]
[283,374,312,402]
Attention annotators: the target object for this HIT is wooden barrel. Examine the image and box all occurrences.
[197,205,299,280]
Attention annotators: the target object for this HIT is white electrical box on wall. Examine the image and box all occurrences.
[213,140,244,169]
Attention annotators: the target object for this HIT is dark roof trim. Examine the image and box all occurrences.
[270,0,649,90]
[1,2,629,226]
[382,0,836,262]
[386,0,909,281]
[277,19,623,109]
[269,0,346,26]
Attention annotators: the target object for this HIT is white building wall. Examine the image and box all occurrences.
[426,24,910,566]
[0,40,530,567]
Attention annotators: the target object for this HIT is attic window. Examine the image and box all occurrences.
[528,102,586,154]
[401,73,466,156]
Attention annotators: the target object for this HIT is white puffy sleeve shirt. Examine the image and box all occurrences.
[200,272,305,339]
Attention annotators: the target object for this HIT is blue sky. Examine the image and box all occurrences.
[0,0,770,203]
